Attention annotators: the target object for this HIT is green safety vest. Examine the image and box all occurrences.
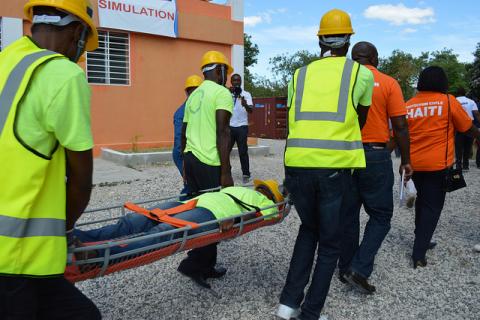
[0,37,67,276]
[285,57,366,169]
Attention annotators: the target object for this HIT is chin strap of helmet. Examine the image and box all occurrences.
[72,25,88,63]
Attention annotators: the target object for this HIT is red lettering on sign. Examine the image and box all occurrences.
[100,1,175,21]
[99,0,107,9]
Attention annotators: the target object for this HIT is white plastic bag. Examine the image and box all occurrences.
[400,171,416,208]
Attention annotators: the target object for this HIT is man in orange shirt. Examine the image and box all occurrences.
[339,42,413,294]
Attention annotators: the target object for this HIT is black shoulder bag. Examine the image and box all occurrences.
[444,95,467,192]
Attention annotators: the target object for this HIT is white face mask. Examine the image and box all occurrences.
[322,50,332,58]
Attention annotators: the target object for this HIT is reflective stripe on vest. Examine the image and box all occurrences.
[0,50,56,134]
[0,215,65,237]
[294,59,355,123]
[287,138,363,150]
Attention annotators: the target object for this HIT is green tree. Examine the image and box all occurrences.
[378,50,426,100]
[244,33,259,92]
[427,49,468,94]
[269,50,318,89]
[469,43,480,99]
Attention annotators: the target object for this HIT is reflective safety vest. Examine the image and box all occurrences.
[285,57,366,168]
[0,37,67,276]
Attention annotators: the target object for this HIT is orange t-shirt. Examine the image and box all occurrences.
[361,66,406,143]
[406,92,472,171]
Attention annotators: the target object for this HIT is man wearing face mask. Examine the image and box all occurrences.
[178,51,234,288]
[0,0,100,318]
[229,73,254,184]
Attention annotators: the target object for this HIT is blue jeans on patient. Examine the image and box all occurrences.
[74,202,217,255]
[339,146,394,278]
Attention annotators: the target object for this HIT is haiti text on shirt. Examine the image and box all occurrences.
[406,101,444,119]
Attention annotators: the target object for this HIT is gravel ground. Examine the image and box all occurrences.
[77,139,480,320]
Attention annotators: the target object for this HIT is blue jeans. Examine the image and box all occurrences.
[339,147,394,278]
[74,202,217,255]
[280,168,352,320]
[172,150,190,200]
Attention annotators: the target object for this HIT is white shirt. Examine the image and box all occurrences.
[456,96,478,120]
[230,89,253,127]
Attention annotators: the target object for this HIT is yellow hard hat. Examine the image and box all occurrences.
[200,50,234,75]
[24,0,99,51]
[254,179,284,204]
[184,75,203,90]
[318,9,354,36]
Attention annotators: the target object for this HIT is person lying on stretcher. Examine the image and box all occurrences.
[73,179,285,258]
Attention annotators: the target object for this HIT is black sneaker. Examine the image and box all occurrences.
[345,271,376,294]
[204,267,227,279]
[178,268,211,289]
[413,258,427,269]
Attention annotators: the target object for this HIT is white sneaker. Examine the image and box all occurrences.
[276,304,328,320]
[276,304,300,319]
[474,244,480,252]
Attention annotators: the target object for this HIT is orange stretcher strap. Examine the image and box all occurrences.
[124,200,200,229]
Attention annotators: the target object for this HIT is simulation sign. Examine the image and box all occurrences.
[98,0,178,38]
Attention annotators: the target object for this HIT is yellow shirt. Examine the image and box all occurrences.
[183,80,233,166]
[16,38,93,156]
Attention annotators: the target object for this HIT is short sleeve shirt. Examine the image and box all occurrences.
[230,89,253,127]
[406,92,472,171]
[16,55,93,156]
[191,187,277,220]
[184,80,233,166]
[361,66,406,143]
[456,96,478,120]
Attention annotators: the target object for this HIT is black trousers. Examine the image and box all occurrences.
[0,276,101,320]
[455,132,474,169]
[476,139,480,167]
[229,126,250,176]
[178,152,221,275]
[411,171,447,261]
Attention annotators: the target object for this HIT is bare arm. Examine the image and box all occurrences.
[216,109,233,187]
[357,105,369,129]
[391,115,413,178]
[473,110,480,125]
[65,149,93,230]
[241,96,253,114]
[463,124,480,139]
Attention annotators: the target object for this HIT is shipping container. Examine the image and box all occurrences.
[249,97,287,139]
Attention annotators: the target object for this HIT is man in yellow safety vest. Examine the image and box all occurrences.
[0,0,101,318]
[276,9,375,320]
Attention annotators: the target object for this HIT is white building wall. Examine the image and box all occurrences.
[228,0,244,84]
[1,17,23,50]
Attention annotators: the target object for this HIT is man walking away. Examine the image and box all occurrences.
[0,0,101,319]
[229,73,254,184]
[338,41,413,294]
[172,75,202,198]
[178,51,234,289]
[455,87,480,171]
[276,9,374,320]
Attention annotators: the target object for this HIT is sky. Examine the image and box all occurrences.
[218,0,480,78]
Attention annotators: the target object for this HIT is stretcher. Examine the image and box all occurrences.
[65,188,290,283]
